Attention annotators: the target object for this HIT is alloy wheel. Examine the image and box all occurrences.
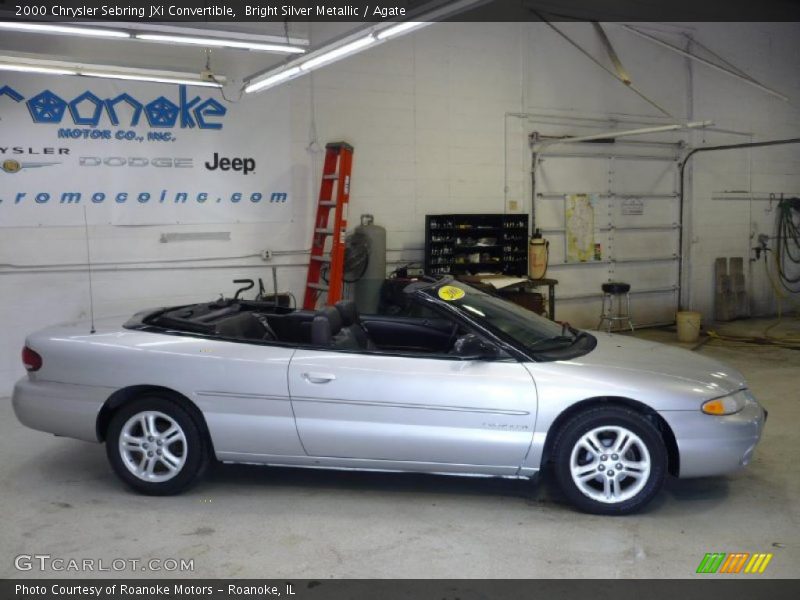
[118,410,187,483]
[569,425,651,504]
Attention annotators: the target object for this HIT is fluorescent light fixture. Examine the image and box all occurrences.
[300,36,376,71]
[136,33,305,54]
[244,67,301,93]
[0,56,223,88]
[376,22,428,40]
[115,22,309,47]
[0,63,77,75]
[245,34,383,92]
[81,71,222,88]
[244,0,486,94]
[0,22,129,38]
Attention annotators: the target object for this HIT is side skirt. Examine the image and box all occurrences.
[216,452,538,479]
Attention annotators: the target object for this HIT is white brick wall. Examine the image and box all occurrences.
[685,24,800,318]
[1,22,799,393]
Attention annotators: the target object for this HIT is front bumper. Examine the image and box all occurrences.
[12,377,112,442]
[661,399,766,478]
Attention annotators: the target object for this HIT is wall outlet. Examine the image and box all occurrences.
[261,249,272,261]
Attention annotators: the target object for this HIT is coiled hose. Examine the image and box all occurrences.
[776,197,800,293]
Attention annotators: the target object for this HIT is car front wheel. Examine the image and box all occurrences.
[552,406,667,515]
[106,396,209,495]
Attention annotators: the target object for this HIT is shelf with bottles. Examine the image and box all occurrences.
[502,216,528,229]
[452,226,504,233]
[429,256,455,266]
[428,216,456,230]
[454,244,502,252]
[503,233,528,242]
[453,253,502,265]
[425,213,529,276]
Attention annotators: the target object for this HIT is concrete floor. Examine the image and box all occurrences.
[1,319,798,579]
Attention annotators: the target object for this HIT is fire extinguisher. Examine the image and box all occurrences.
[528,228,549,279]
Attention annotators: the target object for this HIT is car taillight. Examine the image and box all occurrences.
[22,346,42,372]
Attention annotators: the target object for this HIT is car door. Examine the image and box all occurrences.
[181,338,306,462]
[287,347,537,473]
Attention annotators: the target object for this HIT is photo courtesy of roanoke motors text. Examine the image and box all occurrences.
[1,0,799,598]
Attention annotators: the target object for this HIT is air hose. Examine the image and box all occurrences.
[775,197,800,293]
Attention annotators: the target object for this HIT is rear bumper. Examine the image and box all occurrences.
[12,378,112,442]
[661,400,766,478]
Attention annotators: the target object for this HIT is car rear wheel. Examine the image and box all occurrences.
[106,396,209,495]
[552,406,667,515]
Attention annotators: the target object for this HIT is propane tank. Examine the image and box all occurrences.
[528,228,549,280]
[354,214,387,314]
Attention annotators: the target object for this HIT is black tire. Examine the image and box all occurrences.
[551,406,667,515]
[106,395,210,495]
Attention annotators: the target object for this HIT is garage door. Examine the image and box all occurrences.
[532,138,682,327]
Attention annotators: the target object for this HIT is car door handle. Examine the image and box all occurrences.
[302,372,336,384]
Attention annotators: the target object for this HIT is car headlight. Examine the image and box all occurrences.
[702,389,753,415]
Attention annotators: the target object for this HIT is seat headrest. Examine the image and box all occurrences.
[311,315,332,346]
[334,300,358,326]
[319,306,342,333]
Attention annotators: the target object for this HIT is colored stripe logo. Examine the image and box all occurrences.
[696,552,773,574]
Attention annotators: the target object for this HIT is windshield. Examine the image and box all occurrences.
[423,282,574,351]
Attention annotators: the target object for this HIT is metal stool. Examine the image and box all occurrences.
[598,282,634,333]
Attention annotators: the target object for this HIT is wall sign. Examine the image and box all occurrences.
[0,74,292,227]
[621,198,644,216]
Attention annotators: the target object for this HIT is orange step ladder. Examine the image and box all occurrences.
[302,142,354,310]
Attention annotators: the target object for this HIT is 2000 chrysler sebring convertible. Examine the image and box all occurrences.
[13,277,766,514]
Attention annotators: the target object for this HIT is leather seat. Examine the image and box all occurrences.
[266,310,315,344]
[602,282,631,295]
[215,312,276,341]
[334,301,376,350]
[310,307,339,347]
[311,306,360,350]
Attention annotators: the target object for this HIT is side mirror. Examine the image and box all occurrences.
[452,333,499,360]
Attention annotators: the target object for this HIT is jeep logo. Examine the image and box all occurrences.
[205,153,255,175]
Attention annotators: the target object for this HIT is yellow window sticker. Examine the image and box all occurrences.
[438,285,465,301]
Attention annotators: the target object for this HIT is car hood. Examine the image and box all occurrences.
[577,332,746,397]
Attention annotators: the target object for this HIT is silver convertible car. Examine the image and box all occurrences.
[13,277,766,514]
